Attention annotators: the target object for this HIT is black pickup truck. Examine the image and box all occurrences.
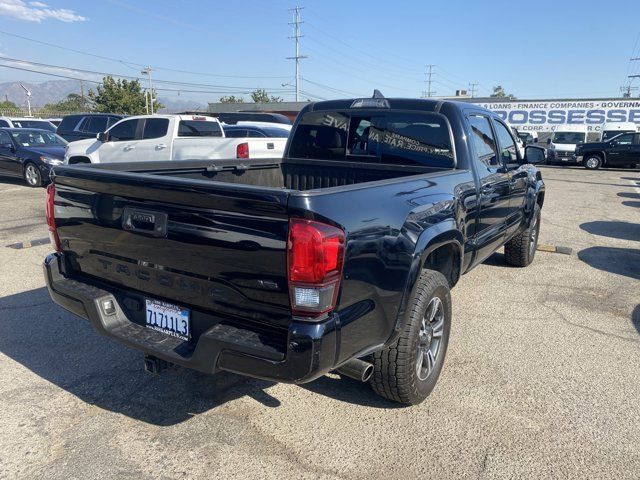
[576,131,640,169]
[43,95,545,405]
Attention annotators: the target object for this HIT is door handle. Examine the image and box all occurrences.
[123,145,135,151]
[155,144,167,150]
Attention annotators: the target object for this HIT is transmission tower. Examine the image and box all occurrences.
[287,6,307,102]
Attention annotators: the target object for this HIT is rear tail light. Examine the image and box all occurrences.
[288,218,345,317]
[236,142,249,159]
[45,183,62,252]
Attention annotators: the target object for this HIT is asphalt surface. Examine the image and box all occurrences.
[0,167,638,479]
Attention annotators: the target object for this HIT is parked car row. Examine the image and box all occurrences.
[0,112,292,186]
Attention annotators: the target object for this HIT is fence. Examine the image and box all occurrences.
[0,108,87,118]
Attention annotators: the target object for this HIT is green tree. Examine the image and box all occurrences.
[490,85,516,100]
[43,93,92,112]
[219,95,245,103]
[0,100,18,110]
[88,76,163,115]
[250,89,283,103]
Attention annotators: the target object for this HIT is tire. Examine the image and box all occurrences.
[584,154,602,170]
[505,203,541,267]
[23,162,42,187]
[370,269,451,405]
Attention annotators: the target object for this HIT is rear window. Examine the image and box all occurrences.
[289,111,454,167]
[11,120,56,132]
[178,120,222,137]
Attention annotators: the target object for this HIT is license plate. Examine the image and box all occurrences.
[145,299,190,341]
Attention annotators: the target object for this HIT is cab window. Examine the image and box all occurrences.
[468,115,498,167]
[108,119,138,142]
[493,120,519,163]
[613,133,633,145]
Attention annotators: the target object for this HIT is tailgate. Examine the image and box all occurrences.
[247,138,287,159]
[52,166,292,328]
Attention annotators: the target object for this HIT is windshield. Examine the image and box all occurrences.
[11,120,56,132]
[552,132,585,144]
[10,130,67,147]
[289,110,454,167]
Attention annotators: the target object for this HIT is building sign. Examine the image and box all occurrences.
[474,100,640,132]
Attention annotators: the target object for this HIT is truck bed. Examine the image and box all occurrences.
[82,157,448,191]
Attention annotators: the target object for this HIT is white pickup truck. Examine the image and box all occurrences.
[64,114,287,164]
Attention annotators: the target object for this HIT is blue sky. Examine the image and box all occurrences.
[0,0,639,103]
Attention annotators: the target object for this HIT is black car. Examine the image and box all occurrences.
[222,124,290,138]
[576,132,640,169]
[0,128,67,187]
[56,113,124,143]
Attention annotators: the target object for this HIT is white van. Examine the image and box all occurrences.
[546,125,588,163]
[600,122,638,142]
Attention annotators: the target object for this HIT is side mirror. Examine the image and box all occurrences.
[524,146,545,165]
[610,140,617,147]
[1,142,14,151]
[97,132,109,142]
[546,138,552,145]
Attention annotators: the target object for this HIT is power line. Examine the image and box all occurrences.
[300,77,363,97]
[287,6,307,102]
[0,29,289,80]
[0,56,292,92]
[0,62,294,96]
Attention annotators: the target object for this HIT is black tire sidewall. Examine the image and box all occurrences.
[404,273,452,400]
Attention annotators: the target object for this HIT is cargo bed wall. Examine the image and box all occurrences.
[166,160,431,191]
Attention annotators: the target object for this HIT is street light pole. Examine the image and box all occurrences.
[141,66,154,114]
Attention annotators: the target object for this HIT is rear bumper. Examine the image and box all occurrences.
[43,253,338,383]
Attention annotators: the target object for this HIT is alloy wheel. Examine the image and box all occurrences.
[416,297,444,381]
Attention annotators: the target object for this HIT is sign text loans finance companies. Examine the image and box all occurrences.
[475,100,640,132]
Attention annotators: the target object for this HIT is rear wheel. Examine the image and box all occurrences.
[369,269,451,405]
[584,154,602,170]
[23,162,42,187]
[504,203,541,267]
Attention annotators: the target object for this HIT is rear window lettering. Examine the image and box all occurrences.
[289,111,454,167]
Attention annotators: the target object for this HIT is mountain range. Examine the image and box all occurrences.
[0,79,208,112]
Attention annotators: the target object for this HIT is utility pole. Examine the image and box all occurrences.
[625,57,640,98]
[422,65,436,98]
[620,85,638,98]
[141,66,154,114]
[469,82,478,98]
[287,6,307,102]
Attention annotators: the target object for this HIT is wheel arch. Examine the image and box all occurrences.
[387,220,463,348]
[584,150,606,165]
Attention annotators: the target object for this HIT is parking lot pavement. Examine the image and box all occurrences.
[0,166,638,480]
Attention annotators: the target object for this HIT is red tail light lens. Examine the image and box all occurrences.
[288,218,345,317]
[45,183,62,252]
[236,142,249,159]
